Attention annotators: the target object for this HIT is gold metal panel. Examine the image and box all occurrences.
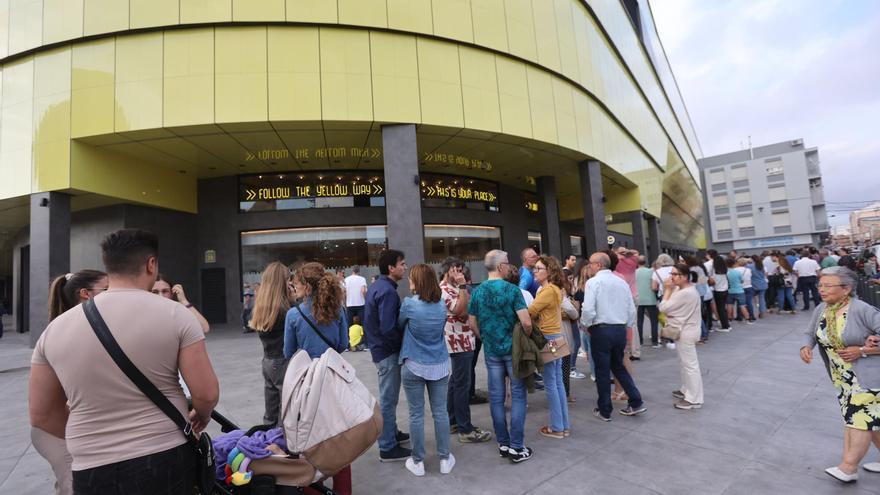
[130,0,179,29]
[180,0,231,23]
[470,0,508,52]
[285,0,336,23]
[0,59,33,198]
[115,33,163,132]
[386,0,431,34]
[319,28,373,122]
[416,38,463,129]
[43,0,84,45]
[83,0,129,36]
[102,139,196,174]
[572,90,592,156]
[571,3,594,91]
[221,127,297,170]
[458,47,500,133]
[71,39,115,138]
[0,0,9,59]
[163,28,215,127]
[525,66,557,145]
[338,0,386,28]
[276,129,326,169]
[215,26,269,123]
[432,0,473,43]
[232,0,284,21]
[531,0,560,72]
[554,0,579,82]
[33,48,72,192]
[8,0,42,55]
[552,78,577,151]
[139,136,232,168]
[495,57,532,139]
[267,27,321,122]
[504,0,536,61]
[370,32,420,124]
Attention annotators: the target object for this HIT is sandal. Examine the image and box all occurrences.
[612,391,629,402]
[539,426,564,439]
[567,396,577,403]
[563,430,571,437]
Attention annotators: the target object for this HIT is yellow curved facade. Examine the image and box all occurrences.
[0,0,704,247]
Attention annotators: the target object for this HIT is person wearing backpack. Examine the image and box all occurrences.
[283,261,351,495]
[398,264,456,476]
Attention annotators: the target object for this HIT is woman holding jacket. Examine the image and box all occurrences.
[659,264,704,410]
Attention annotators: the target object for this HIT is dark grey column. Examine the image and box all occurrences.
[382,124,424,269]
[579,160,607,255]
[648,215,662,262]
[30,192,70,346]
[630,211,648,255]
[499,184,530,264]
[535,176,562,259]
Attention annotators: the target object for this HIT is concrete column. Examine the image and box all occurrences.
[500,185,530,264]
[29,192,70,346]
[579,160,607,254]
[535,176,562,259]
[382,124,424,267]
[630,211,648,256]
[648,215,662,262]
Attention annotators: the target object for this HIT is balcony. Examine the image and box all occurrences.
[809,178,825,205]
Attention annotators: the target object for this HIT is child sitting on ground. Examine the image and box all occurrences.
[348,316,365,352]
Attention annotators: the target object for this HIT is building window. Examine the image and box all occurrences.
[717,230,733,240]
[715,218,731,231]
[774,226,792,234]
[569,236,583,257]
[528,231,542,254]
[736,205,752,213]
[711,183,726,192]
[734,190,751,204]
[732,179,749,188]
[739,227,755,237]
[772,211,790,227]
[766,165,784,176]
[714,194,729,207]
[737,216,754,229]
[730,165,748,180]
[768,186,786,202]
[424,225,502,282]
[767,174,785,184]
[714,206,730,216]
[709,169,725,185]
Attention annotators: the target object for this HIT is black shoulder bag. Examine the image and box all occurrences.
[295,303,336,350]
[83,298,216,494]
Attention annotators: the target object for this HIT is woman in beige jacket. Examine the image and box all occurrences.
[658,263,704,410]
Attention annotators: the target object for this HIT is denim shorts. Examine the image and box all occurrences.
[727,292,746,305]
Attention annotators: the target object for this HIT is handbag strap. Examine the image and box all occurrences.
[294,303,335,350]
[83,298,198,446]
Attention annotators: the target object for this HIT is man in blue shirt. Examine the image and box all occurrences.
[519,247,540,297]
[468,250,534,463]
[581,252,645,421]
[364,249,411,462]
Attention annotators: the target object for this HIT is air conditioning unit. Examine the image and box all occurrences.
[790,138,803,146]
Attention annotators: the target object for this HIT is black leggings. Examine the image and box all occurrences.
[713,291,730,329]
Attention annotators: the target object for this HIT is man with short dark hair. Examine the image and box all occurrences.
[364,249,411,462]
[29,229,219,494]
[564,254,577,272]
[793,249,822,310]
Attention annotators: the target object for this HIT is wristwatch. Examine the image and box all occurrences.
[860,347,868,359]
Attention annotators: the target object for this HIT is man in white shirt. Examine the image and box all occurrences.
[792,250,821,311]
[344,266,368,326]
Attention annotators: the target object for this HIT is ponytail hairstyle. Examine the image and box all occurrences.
[48,269,107,321]
[297,262,343,324]
[673,263,696,284]
[250,261,292,332]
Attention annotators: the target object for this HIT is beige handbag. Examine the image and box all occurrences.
[540,335,571,362]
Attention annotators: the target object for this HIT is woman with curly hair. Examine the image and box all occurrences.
[283,262,349,360]
[528,255,570,439]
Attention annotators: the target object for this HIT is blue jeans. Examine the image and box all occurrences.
[776,287,795,311]
[754,289,766,314]
[590,324,643,418]
[744,287,755,319]
[796,276,821,310]
[579,326,595,377]
[375,353,403,452]
[401,364,450,463]
[447,351,475,433]
[542,340,570,431]
[569,322,581,371]
[485,354,527,450]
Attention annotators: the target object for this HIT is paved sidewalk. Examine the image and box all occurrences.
[2,311,878,494]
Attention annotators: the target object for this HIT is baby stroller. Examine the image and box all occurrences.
[210,410,338,495]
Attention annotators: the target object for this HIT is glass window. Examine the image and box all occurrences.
[709,169,725,184]
[737,216,754,228]
[528,231,542,254]
[715,218,731,230]
[569,236,583,257]
[730,165,747,180]
[713,194,729,207]
[769,186,786,202]
[239,171,386,213]
[240,225,388,285]
[772,212,790,227]
[766,165,784,176]
[424,225,502,283]
[735,191,751,204]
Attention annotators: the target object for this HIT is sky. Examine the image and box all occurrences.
[650,0,880,227]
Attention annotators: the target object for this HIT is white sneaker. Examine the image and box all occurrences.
[405,457,425,477]
[665,342,676,350]
[440,453,456,474]
[577,350,587,358]
[716,327,731,333]
[570,370,586,379]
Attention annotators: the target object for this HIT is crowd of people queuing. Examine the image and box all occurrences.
[24,227,880,493]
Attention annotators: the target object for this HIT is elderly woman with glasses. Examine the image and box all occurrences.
[658,263,704,410]
[800,266,880,483]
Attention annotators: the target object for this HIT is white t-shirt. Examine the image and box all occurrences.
[739,266,752,288]
[521,289,534,306]
[344,274,367,307]
[703,260,715,292]
[792,258,821,278]
[653,266,673,297]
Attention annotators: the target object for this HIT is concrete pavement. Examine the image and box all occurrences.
[1,311,878,494]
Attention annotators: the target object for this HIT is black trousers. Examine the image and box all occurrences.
[713,291,730,329]
[73,443,195,495]
[637,305,659,345]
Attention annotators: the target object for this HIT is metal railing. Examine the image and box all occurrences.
[856,276,880,309]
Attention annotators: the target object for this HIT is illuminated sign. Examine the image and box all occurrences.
[239,171,385,212]
[525,201,539,212]
[244,147,382,162]
[525,192,540,213]
[420,173,499,212]
[422,152,493,172]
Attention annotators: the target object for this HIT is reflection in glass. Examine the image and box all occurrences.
[424,225,502,283]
